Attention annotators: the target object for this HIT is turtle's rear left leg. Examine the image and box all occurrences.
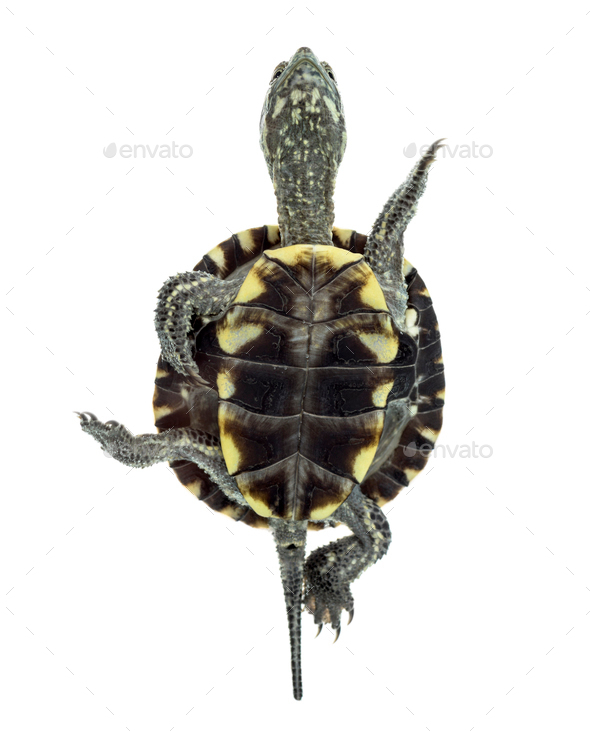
[76,413,246,505]
[304,487,392,638]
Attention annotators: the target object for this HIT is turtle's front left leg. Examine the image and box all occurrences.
[76,413,245,503]
[155,270,243,376]
[304,487,392,639]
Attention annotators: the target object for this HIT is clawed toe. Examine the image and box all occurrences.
[75,411,97,423]
[304,588,354,641]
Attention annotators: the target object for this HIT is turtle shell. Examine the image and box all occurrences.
[152,226,444,528]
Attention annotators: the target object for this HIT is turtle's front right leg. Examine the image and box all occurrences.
[363,139,444,329]
[76,413,245,503]
[154,270,243,376]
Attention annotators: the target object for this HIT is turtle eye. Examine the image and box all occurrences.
[322,63,337,84]
[270,63,287,84]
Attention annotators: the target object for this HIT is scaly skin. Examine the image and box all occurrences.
[154,271,242,376]
[79,46,443,701]
[365,139,445,329]
[304,487,392,640]
[76,412,247,506]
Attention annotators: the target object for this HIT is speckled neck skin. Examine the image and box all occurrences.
[260,47,346,248]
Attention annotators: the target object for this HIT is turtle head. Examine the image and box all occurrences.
[260,47,346,180]
[259,48,346,247]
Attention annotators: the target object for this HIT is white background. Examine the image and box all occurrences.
[2,1,589,729]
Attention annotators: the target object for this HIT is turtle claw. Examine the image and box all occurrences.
[303,583,354,642]
[75,411,97,423]
[77,412,136,463]
[347,608,354,625]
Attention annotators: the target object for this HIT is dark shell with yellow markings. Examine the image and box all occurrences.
[152,225,444,528]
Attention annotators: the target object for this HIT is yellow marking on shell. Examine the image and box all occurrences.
[352,446,381,483]
[315,245,361,272]
[234,267,266,304]
[357,270,388,311]
[405,308,420,337]
[420,287,431,298]
[180,387,191,402]
[309,501,340,521]
[219,503,249,521]
[272,95,287,118]
[218,414,241,475]
[153,402,175,420]
[240,490,274,518]
[217,315,264,355]
[265,244,311,268]
[236,229,256,256]
[183,480,203,498]
[333,228,353,247]
[351,413,384,482]
[435,388,446,402]
[404,467,421,482]
[419,422,440,439]
[217,371,235,399]
[155,366,169,379]
[206,245,227,271]
[402,258,413,277]
[372,380,394,407]
[266,225,280,245]
[323,95,340,123]
[357,321,398,363]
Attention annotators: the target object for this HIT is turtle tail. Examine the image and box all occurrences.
[272,520,308,701]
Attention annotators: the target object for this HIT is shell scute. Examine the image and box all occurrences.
[156,227,444,526]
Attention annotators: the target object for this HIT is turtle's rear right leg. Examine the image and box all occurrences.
[303,487,391,639]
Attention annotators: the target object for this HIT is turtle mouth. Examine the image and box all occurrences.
[273,47,335,94]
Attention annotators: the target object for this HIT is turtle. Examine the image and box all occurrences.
[78,46,445,700]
